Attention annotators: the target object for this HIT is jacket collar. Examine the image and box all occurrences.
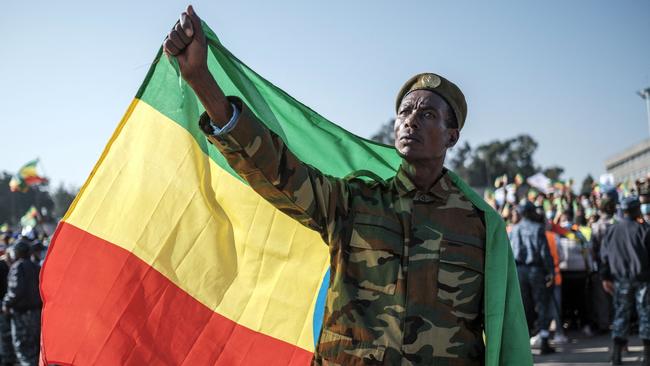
[393,161,449,201]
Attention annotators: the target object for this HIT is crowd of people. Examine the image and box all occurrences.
[0,230,46,366]
[489,173,650,364]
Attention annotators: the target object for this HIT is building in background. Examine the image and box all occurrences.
[605,138,650,184]
[605,86,650,184]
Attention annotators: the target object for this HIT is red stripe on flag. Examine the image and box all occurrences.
[41,222,313,366]
[23,176,47,185]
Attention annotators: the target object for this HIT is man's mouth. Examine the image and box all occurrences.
[400,135,420,144]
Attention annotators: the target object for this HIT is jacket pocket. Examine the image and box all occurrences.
[437,238,484,320]
[345,213,401,295]
[317,329,387,364]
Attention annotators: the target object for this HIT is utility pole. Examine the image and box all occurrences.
[638,87,650,136]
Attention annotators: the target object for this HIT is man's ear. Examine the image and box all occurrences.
[446,129,459,148]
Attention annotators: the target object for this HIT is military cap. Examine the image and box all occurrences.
[620,196,640,211]
[395,73,468,130]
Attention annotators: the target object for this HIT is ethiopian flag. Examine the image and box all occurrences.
[41,21,530,366]
[20,206,39,229]
[9,159,47,192]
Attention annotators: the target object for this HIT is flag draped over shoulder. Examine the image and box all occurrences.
[40,22,531,365]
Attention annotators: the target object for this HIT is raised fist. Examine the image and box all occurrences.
[163,5,208,81]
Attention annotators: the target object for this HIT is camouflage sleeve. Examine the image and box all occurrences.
[199,97,351,243]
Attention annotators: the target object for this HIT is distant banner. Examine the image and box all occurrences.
[527,172,552,194]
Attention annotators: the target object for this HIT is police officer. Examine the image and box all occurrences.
[162,6,532,365]
[600,196,650,365]
[591,190,617,333]
[2,240,42,366]
[509,201,555,354]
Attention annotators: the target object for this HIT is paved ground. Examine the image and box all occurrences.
[533,332,646,366]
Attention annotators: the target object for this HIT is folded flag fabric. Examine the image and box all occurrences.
[41,21,530,366]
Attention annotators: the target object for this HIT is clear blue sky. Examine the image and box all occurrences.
[1,1,649,189]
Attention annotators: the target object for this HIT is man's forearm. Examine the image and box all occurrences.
[186,69,233,127]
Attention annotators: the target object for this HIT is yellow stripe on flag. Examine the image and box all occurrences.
[65,99,329,351]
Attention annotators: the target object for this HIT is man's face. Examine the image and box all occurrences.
[394,90,459,162]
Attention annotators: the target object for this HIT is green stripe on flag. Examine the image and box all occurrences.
[136,22,401,182]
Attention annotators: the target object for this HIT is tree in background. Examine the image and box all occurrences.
[447,141,486,187]
[447,135,541,187]
[0,171,77,227]
[0,172,53,226]
[52,183,78,219]
[580,175,595,195]
[543,166,565,181]
[369,119,395,145]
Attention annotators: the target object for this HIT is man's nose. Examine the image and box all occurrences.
[403,112,418,129]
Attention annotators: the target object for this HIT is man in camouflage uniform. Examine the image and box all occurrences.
[164,6,531,365]
[2,240,41,366]
[600,197,650,366]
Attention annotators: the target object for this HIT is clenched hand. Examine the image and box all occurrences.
[163,5,208,81]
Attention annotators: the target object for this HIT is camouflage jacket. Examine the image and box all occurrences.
[200,97,531,365]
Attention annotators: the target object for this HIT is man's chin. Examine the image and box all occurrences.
[397,149,442,165]
[396,148,421,162]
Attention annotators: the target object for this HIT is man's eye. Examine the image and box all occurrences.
[423,112,433,118]
[399,109,410,116]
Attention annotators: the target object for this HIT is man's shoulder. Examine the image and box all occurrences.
[344,170,390,189]
[445,170,497,216]
[617,218,641,229]
[606,219,633,237]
